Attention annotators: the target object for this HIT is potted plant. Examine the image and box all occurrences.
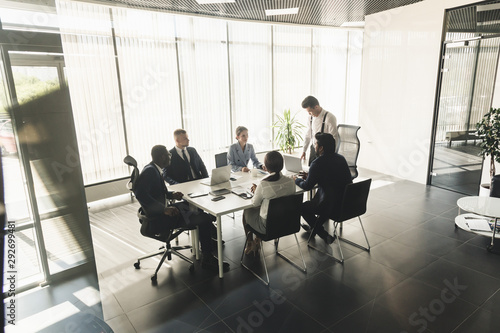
[272,109,305,154]
[476,107,500,184]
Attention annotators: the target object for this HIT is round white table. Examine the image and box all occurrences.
[456,196,500,252]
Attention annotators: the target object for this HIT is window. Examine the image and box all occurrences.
[53,0,363,185]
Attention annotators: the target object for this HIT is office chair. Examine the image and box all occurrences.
[123,155,195,282]
[215,152,228,168]
[241,194,307,286]
[308,178,372,264]
[337,124,361,180]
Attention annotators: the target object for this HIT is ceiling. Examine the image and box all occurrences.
[92,0,424,27]
[447,0,500,34]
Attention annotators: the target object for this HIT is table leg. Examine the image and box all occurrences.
[488,218,498,251]
[217,214,223,278]
[194,226,200,260]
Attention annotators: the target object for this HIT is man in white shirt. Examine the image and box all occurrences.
[300,96,339,165]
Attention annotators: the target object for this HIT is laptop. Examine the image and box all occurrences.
[200,165,231,186]
[283,154,303,176]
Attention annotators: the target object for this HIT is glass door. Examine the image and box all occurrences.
[430,36,500,195]
[1,51,67,291]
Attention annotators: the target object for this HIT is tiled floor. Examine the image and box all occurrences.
[20,168,500,333]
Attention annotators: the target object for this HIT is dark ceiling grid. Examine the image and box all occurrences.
[96,0,423,27]
[447,1,500,34]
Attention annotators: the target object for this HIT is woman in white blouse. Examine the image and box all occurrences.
[242,151,296,255]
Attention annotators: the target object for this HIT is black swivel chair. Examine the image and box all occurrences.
[337,124,361,180]
[241,194,307,286]
[123,155,195,282]
[308,178,372,263]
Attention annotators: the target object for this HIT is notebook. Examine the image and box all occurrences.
[231,186,253,199]
[200,165,231,186]
[283,154,303,175]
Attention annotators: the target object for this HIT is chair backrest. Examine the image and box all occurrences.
[215,152,228,168]
[336,178,371,222]
[123,155,140,193]
[264,194,304,241]
[337,124,360,179]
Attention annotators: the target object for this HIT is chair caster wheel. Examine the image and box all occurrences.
[487,245,493,252]
[134,262,140,269]
[151,274,157,282]
[189,265,195,272]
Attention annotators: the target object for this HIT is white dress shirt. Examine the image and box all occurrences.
[174,146,196,179]
[251,172,296,222]
[302,108,339,152]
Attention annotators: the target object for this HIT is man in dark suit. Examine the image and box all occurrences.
[164,129,208,185]
[293,133,352,243]
[163,129,223,244]
[134,145,229,272]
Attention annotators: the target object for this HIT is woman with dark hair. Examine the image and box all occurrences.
[242,151,296,255]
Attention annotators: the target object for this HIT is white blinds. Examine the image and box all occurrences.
[57,0,127,184]
[273,25,312,131]
[176,16,231,169]
[56,0,363,184]
[228,21,272,151]
[112,7,182,165]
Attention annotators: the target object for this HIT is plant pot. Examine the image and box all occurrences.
[479,183,490,197]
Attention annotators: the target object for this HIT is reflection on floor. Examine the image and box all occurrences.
[432,143,483,195]
[95,168,500,332]
[15,168,500,333]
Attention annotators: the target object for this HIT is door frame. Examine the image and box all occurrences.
[0,29,85,294]
[427,32,500,194]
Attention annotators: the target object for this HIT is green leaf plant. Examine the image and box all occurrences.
[272,109,305,154]
[476,107,500,179]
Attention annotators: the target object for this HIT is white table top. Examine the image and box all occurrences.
[168,171,303,216]
[457,196,500,219]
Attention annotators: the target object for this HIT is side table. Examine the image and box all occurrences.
[456,196,500,252]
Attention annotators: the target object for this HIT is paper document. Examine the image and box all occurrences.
[465,218,492,232]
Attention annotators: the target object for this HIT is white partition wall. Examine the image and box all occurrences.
[358,0,475,183]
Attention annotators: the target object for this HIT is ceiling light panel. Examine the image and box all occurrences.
[265,7,299,16]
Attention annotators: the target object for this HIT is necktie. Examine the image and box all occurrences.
[182,149,193,180]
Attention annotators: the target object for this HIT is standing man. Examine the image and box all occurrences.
[134,145,229,272]
[300,96,339,165]
[293,133,352,243]
[164,129,208,185]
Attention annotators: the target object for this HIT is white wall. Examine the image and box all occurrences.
[358,0,476,183]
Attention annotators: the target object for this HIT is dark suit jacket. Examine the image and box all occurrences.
[134,162,176,232]
[164,147,208,184]
[295,152,352,219]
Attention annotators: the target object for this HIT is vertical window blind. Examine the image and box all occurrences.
[56,0,363,185]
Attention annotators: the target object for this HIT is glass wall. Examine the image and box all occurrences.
[53,0,363,186]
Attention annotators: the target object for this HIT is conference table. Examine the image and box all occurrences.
[169,170,304,278]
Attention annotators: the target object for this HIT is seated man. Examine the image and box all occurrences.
[293,133,352,244]
[134,145,229,272]
[164,129,208,185]
[163,129,223,244]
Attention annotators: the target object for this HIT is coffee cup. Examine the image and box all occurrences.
[251,168,259,177]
